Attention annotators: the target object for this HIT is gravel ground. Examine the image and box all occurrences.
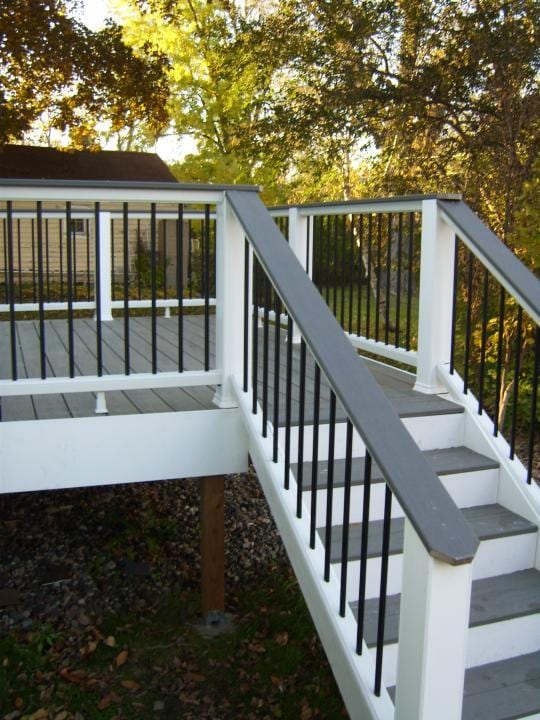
[0,469,286,639]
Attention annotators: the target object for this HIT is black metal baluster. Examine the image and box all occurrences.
[339,419,354,617]
[188,219,193,299]
[45,218,50,301]
[35,203,46,378]
[306,215,310,272]
[310,365,321,549]
[85,219,91,301]
[385,213,392,345]
[510,306,523,459]
[273,293,281,463]
[59,218,63,301]
[325,216,331,305]
[527,327,539,484]
[243,241,249,392]
[72,218,77,301]
[333,215,338,317]
[31,219,37,302]
[163,218,168,301]
[177,204,184,373]
[324,390,337,582]
[2,219,7,303]
[348,215,354,333]
[374,485,393,696]
[262,275,270,437]
[405,213,414,351]
[94,203,103,377]
[110,218,115,302]
[463,251,474,394]
[296,338,307,518]
[395,213,403,348]
[356,451,372,654]
[123,203,130,375]
[16,219,22,304]
[340,215,346,328]
[493,287,505,436]
[366,215,372,339]
[449,237,459,374]
[284,316,293,489]
[357,215,363,337]
[136,219,142,300]
[375,214,382,342]
[252,258,259,414]
[65,202,74,378]
[151,203,157,374]
[478,268,489,415]
[204,204,210,371]
[6,203,17,380]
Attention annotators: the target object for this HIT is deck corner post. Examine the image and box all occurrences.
[200,474,225,617]
[96,210,113,322]
[213,194,245,408]
[394,519,472,720]
[414,199,455,393]
[288,206,308,344]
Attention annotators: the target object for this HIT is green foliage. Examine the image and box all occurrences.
[0,0,169,147]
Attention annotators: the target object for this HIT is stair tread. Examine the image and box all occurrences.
[387,651,540,719]
[350,569,540,647]
[319,504,537,563]
[295,446,499,491]
[462,651,540,720]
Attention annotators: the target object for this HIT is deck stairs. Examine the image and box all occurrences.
[235,353,540,720]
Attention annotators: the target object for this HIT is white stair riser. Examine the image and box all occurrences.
[471,533,537,581]
[371,613,540,689]
[341,531,537,603]
[279,413,465,462]
[307,468,499,526]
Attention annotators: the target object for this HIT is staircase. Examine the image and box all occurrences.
[227,190,540,720]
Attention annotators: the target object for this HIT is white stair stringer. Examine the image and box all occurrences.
[232,377,393,720]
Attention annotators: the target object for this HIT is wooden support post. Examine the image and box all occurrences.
[200,475,225,616]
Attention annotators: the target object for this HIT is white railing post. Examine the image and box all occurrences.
[414,199,455,393]
[97,211,113,322]
[288,206,309,344]
[213,194,247,408]
[394,519,472,720]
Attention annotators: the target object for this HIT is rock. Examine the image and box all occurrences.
[0,589,21,607]
[120,560,151,578]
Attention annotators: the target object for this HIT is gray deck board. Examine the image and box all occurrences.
[462,651,540,720]
[0,316,463,422]
[352,569,540,647]
[295,447,499,491]
[320,505,538,563]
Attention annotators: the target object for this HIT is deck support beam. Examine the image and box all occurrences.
[200,475,225,616]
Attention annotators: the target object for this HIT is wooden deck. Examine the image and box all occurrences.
[0,315,460,422]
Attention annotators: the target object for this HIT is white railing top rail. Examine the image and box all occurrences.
[268,193,462,217]
[0,178,259,205]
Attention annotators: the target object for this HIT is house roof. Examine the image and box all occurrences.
[0,145,177,182]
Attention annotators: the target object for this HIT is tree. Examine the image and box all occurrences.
[0,0,169,148]
[113,0,305,197]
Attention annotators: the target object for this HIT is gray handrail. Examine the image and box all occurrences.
[269,193,462,213]
[439,200,540,325]
[227,190,479,566]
